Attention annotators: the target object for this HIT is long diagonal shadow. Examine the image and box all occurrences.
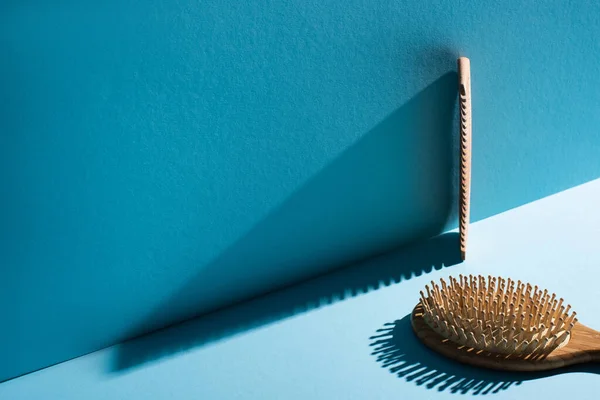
[370,315,600,395]
[113,233,462,372]
[112,71,460,371]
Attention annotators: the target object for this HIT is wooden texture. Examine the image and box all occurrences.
[419,275,577,355]
[458,57,472,260]
[412,303,600,371]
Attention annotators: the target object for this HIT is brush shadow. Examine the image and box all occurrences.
[112,232,462,371]
[370,315,600,395]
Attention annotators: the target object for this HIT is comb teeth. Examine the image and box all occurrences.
[420,275,576,356]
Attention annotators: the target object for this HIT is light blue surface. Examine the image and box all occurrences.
[2,1,600,381]
[2,179,600,399]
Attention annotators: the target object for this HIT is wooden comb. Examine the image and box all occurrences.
[458,57,472,260]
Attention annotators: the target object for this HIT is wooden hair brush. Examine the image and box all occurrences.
[411,275,600,371]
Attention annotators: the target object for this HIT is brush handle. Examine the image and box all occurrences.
[567,323,600,363]
[458,57,472,260]
[412,303,600,371]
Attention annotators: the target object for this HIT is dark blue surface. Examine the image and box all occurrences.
[114,232,462,371]
[2,180,600,399]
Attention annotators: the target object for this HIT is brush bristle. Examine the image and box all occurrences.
[419,275,577,356]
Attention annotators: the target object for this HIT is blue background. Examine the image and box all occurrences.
[2,1,600,382]
[2,178,600,399]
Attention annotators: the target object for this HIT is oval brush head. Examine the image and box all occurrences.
[411,274,600,371]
